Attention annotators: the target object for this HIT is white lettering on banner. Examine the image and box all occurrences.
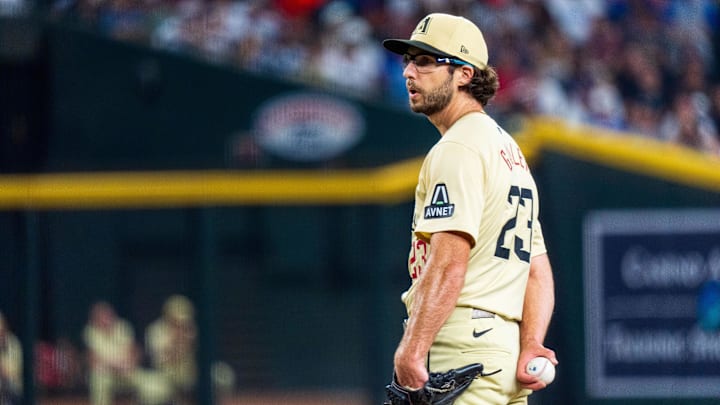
[709,247,720,279]
[584,209,720,398]
[252,93,364,162]
[621,246,709,289]
[605,324,686,363]
[688,326,720,362]
[605,324,720,364]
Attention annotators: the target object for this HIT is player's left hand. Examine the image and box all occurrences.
[516,342,557,391]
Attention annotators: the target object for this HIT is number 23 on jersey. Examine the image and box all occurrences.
[495,185,534,263]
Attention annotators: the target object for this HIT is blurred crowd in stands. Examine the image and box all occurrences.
[49,0,720,155]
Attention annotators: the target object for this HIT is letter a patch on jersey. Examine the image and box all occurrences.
[424,183,455,219]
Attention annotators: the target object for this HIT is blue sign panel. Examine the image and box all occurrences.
[584,210,720,398]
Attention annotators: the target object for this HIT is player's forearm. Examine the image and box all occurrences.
[401,259,466,358]
[520,253,554,348]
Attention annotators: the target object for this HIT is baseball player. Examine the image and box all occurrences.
[83,301,172,405]
[383,13,557,404]
[145,295,237,403]
[0,312,22,405]
[145,295,198,403]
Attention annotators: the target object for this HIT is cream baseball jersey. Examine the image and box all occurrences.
[404,112,546,321]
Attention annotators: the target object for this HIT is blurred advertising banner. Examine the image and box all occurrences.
[584,209,720,398]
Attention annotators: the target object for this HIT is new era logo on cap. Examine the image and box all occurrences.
[383,13,488,69]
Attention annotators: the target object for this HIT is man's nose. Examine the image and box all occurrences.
[403,62,417,79]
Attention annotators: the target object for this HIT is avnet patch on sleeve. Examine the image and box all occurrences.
[424,184,455,219]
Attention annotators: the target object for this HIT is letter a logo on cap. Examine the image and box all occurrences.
[414,16,431,35]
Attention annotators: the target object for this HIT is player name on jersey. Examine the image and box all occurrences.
[500,142,528,172]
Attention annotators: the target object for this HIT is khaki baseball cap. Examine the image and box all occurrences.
[164,294,194,321]
[383,13,488,69]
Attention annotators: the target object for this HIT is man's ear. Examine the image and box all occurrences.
[456,65,474,86]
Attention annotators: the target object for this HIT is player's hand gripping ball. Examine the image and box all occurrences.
[526,357,555,385]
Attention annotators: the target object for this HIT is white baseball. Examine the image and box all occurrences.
[526,357,555,385]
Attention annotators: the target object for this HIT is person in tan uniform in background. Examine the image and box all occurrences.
[383,13,557,405]
[84,301,171,405]
[145,295,198,403]
[146,295,237,404]
[0,312,22,405]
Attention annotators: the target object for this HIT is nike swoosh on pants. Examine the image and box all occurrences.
[473,327,492,338]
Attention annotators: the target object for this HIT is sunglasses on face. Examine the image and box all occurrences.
[402,53,473,72]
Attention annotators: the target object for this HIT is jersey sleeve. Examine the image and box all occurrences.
[531,214,547,257]
[414,142,484,246]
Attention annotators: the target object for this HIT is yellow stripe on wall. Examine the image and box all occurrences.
[0,117,717,210]
[0,158,424,210]
[524,117,720,192]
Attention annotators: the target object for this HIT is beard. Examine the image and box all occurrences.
[409,74,454,115]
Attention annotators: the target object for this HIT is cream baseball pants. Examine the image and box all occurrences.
[426,307,532,405]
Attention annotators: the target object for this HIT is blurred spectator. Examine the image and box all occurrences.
[580,63,626,130]
[312,13,384,97]
[542,0,604,45]
[50,0,720,155]
[84,301,171,405]
[253,7,314,79]
[145,295,197,404]
[36,338,83,394]
[659,92,720,155]
[664,0,717,69]
[0,312,21,405]
[625,99,662,138]
[709,84,720,132]
[615,43,668,116]
[0,0,29,16]
[96,0,149,41]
